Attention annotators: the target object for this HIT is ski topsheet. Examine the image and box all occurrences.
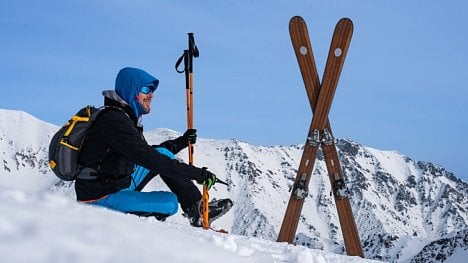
[277,15,350,246]
[278,16,363,257]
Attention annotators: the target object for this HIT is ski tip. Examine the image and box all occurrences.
[289,16,305,26]
[334,17,354,39]
[290,16,304,22]
[338,17,354,28]
[291,17,353,33]
[289,16,307,33]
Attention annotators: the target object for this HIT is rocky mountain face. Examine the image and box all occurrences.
[409,229,467,263]
[1,109,466,262]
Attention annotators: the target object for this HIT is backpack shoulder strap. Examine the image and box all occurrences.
[99,105,131,120]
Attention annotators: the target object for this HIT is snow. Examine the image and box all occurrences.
[0,109,57,148]
[0,174,377,263]
[445,248,468,263]
[364,146,409,183]
[1,109,467,262]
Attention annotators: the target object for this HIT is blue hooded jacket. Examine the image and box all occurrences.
[115,67,159,117]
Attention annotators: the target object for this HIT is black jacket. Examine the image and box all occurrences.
[75,93,204,201]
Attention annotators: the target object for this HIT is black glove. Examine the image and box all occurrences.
[183,129,197,144]
[196,167,216,190]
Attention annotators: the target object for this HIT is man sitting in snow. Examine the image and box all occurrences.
[76,67,232,226]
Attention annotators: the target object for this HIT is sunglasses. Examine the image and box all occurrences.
[140,86,155,94]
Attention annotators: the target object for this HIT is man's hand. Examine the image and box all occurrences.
[183,129,197,144]
[197,167,217,190]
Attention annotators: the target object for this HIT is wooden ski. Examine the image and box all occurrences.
[278,16,363,257]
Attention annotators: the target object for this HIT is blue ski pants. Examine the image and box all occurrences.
[87,148,179,216]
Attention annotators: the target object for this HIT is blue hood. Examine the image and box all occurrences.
[115,67,159,117]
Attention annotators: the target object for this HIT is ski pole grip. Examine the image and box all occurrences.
[188,33,199,58]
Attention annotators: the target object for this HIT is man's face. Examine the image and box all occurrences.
[136,91,153,114]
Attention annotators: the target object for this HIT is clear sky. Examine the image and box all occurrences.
[1,0,467,181]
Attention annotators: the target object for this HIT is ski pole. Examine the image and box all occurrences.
[176,33,209,229]
[176,33,199,165]
[216,178,229,186]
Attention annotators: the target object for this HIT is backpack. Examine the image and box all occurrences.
[48,105,107,181]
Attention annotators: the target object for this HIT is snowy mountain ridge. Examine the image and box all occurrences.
[0,109,466,262]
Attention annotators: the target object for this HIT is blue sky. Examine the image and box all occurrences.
[1,0,467,180]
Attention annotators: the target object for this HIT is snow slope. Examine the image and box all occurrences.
[0,173,375,263]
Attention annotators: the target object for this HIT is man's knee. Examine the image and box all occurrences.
[164,192,179,215]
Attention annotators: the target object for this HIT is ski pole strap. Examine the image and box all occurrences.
[175,50,188,73]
